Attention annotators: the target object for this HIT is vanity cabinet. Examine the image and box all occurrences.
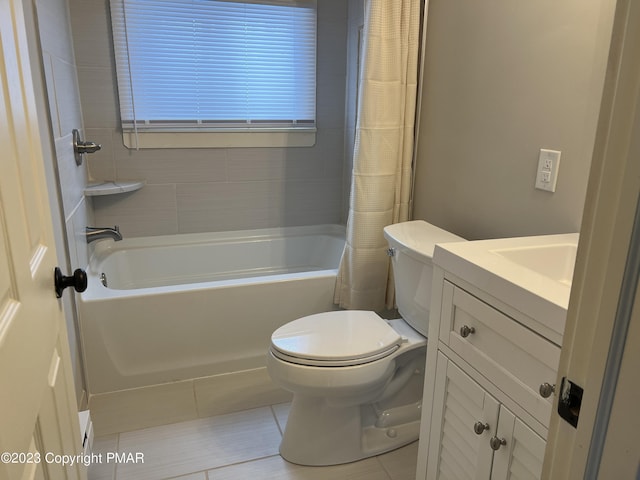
[418,271,562,480]
[426,353,545,479]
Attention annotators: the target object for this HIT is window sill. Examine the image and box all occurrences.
[122,130,317,149]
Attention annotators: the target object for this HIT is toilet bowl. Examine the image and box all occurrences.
[267,221,465,466]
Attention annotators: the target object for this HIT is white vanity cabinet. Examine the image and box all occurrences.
[426,353,546,480]
[417,268,563,480]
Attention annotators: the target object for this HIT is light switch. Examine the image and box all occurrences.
[535,149,561,192]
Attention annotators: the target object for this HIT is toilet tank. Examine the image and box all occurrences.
[383,221,465,336]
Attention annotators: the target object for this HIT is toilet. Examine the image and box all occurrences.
[267,220,465,466]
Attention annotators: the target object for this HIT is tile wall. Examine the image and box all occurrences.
[35,0,95,404]
[69,0,350,238]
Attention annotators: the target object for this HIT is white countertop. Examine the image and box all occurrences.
[434,233,579,342]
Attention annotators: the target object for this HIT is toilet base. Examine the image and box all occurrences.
[279,396,421,466]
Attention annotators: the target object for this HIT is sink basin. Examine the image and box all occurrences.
[491,243,577,287]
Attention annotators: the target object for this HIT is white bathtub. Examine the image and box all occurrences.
[79,224,345,394]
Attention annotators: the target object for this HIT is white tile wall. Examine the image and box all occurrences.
[90,380,199,436]
[69,0,350,237]
[67,197,94,269]
[51,58,84,135]
[89,367,291,436]
[194,368,291,418]
[113,140,228,185]
[55,133,86,217]
[85,128,116,181]
[76,66,119,129]
[68,0,113,68]
[36,0,93,403]
[36,0,76,65]
[91,184,178,237]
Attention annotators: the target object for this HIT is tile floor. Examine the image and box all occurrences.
[88,403,418,480]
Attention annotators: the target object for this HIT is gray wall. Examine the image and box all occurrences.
[69,0,349,238]
[342,0,365,222]
[412,0,616,240]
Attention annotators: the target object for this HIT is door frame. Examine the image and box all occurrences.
[543,0,640,476]
[22,0,87,406]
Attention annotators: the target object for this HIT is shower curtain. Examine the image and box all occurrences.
[334,0,421,311]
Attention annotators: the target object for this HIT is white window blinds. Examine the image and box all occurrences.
[110,0,317,133]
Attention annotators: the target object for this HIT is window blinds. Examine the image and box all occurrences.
[110,0,317,132]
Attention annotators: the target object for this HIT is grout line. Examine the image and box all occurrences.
[113,433,120,480]
[205,453,282,475]
[191,380,201,418]
[269,404,284,436]
[100,403,418,480]
[161,468,210,480]
[375,455,395,480]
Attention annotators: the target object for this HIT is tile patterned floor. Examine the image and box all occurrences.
[88,403,418,480]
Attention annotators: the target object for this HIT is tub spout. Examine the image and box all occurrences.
[86,225,122,243]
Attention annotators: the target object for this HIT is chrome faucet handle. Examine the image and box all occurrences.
[73,129,102,165]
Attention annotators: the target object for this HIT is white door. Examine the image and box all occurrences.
[0,0,84,479]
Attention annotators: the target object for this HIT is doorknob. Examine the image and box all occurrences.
[54,267,87,298]
[72,129,102,165]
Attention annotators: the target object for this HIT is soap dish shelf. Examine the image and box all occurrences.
[84,180,145,196]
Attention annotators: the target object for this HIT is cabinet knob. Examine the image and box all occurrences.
[473,421,490,435]
[489,436,507,451]
[539,382,556,398]
[460,325,476,338]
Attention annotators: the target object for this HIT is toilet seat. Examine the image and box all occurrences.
[270,311,403,367]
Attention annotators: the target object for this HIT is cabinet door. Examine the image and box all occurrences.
[426,353,500,480]
[491,405,545,480]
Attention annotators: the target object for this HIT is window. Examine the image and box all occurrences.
[110,0,317,148]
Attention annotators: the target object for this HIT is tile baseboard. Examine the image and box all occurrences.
[89,367,291,435]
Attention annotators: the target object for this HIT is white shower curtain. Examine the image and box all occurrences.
[334,0,421,311]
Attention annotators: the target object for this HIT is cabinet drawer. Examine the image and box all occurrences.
[438,281,560,427]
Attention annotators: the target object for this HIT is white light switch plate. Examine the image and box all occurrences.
[535,149,561,192]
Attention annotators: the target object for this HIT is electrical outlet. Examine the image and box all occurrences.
[535,149,561,192]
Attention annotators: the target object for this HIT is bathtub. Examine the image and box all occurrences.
[78,224,345,395]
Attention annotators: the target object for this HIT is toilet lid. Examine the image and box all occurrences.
[270,311,402,366]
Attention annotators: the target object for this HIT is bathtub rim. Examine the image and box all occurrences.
[90,223,345,254]
[82,223,345,300]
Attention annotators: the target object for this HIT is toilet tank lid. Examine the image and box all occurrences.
[271,311,402,363]
[384,221,466,262]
